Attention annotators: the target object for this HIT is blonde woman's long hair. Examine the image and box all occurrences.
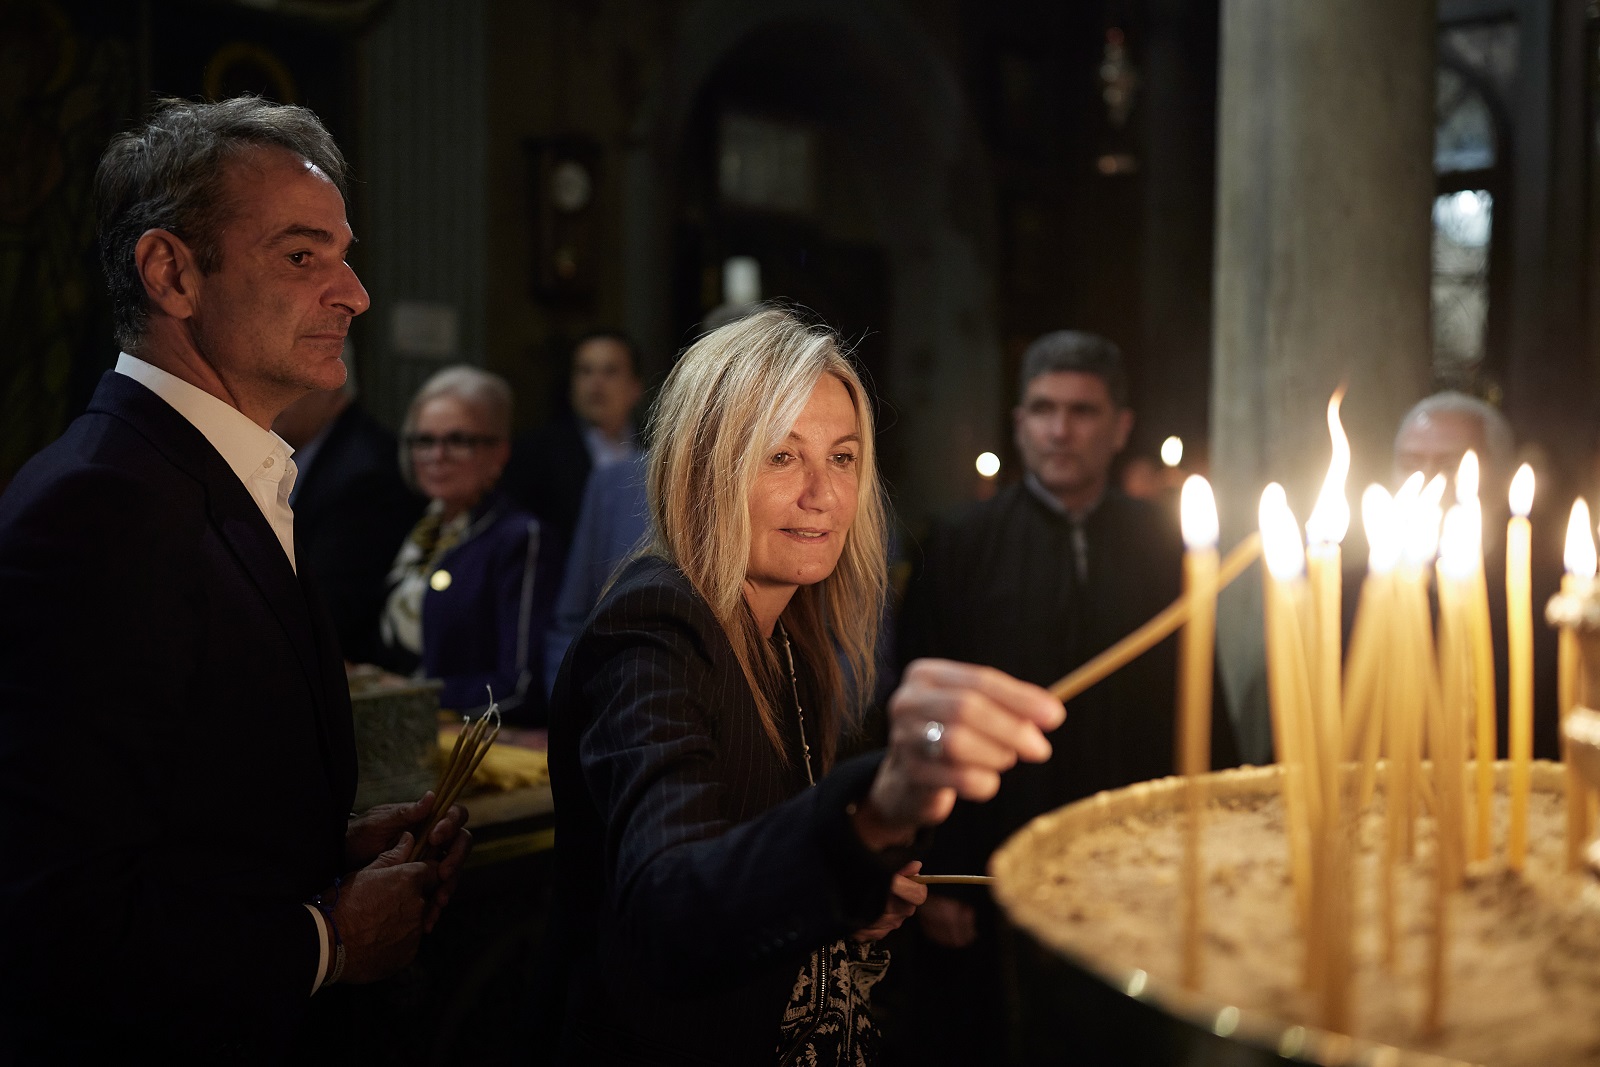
[646,308,888,770]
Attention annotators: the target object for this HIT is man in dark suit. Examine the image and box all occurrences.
[503,331,643,580]
[0,96,468,1061]
[896,331,1238,1064]
[275,360,425,665]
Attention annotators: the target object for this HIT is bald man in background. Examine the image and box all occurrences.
[1393,390,1514,500]
[1391,390,1559,760]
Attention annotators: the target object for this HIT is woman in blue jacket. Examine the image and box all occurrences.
[381,365,553,721]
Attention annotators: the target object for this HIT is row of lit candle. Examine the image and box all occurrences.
[1168,390,1599,1036]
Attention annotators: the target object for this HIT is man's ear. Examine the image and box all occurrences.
[1113,408,1135,452]
[134,229,200,322]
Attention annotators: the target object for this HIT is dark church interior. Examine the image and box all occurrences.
[5,0,1600,1064]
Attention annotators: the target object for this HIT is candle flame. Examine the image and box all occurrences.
[1422,473,1448,509]
[1180,475,1219,550]
[1305,389,1351,545]
[1566,499,1597,578]
[1397,471,1424,504]
[1161,436,1183,467]
[1456,449,1480,505]
[1401,475,1445,569]
[1510,464,1535,518]
[1259,483,1306,581]
[1438,504,1481,582]
[1362,483,1401,574]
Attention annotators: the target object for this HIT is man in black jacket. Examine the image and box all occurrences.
[503,331,643,580]
[0,96,467,1061]
[896,330,1237,1064]
[275,358,425,665]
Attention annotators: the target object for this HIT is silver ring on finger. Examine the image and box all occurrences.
[919,720,946,762]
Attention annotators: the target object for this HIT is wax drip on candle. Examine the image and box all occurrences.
[1362,484,1400,575]
[1567,499,1597,579]
[1260,483,1306,581]
[1306,390,1351,546]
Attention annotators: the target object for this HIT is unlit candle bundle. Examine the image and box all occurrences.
[408,700,502,862]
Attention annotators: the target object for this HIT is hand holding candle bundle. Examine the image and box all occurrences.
[408,699,501,862]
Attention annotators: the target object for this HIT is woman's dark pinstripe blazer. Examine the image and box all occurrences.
[547,555,916,1064]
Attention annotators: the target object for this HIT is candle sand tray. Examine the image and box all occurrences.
[992,760,1600,1067]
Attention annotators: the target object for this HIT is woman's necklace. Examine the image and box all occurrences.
[776,622,816,786]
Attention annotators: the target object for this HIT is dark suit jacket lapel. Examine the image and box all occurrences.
[89,373,341,761]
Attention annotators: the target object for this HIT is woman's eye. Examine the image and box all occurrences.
[770,451,792,465]
[832,452,857,466]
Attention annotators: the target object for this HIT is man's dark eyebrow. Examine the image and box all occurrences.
[269,226,359,256]
[271,225,338,244]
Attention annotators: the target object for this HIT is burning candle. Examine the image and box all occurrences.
[1423,501,1479,1031]
[1435,502,1475,884]
[1454,452,1498,862]
[1261,483,1318,979]
[1561,499,1596,869]
[1392,474,1444,861]
[1507,463,1535,871]
[1345,484,1399,811]
[1306,392,1351,767]
[1178,475,1219,990]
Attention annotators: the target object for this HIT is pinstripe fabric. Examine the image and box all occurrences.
[548,556,913,1065]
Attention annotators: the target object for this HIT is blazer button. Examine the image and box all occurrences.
[430,569,453,591]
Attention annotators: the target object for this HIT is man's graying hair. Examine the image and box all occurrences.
[1017,331,1129,408]
[95,95,349,351]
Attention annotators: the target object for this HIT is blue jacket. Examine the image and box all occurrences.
[416,493,557,722]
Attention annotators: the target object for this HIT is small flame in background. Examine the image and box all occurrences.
[1161,436,1184,468]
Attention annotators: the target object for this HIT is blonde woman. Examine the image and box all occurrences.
[547,309,1063,1065]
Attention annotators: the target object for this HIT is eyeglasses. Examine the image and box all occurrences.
[404,432,500,458]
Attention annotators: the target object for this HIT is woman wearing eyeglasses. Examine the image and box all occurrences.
[380,365,555,721]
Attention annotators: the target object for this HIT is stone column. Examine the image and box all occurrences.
[1211,0,1435,762]
[358,0,488,427]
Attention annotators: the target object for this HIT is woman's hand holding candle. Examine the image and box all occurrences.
[857,659,1064,849]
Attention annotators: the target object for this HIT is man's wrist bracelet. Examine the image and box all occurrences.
[312,877,345,986]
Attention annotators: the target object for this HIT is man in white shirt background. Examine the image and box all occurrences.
[504,332,643,586]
